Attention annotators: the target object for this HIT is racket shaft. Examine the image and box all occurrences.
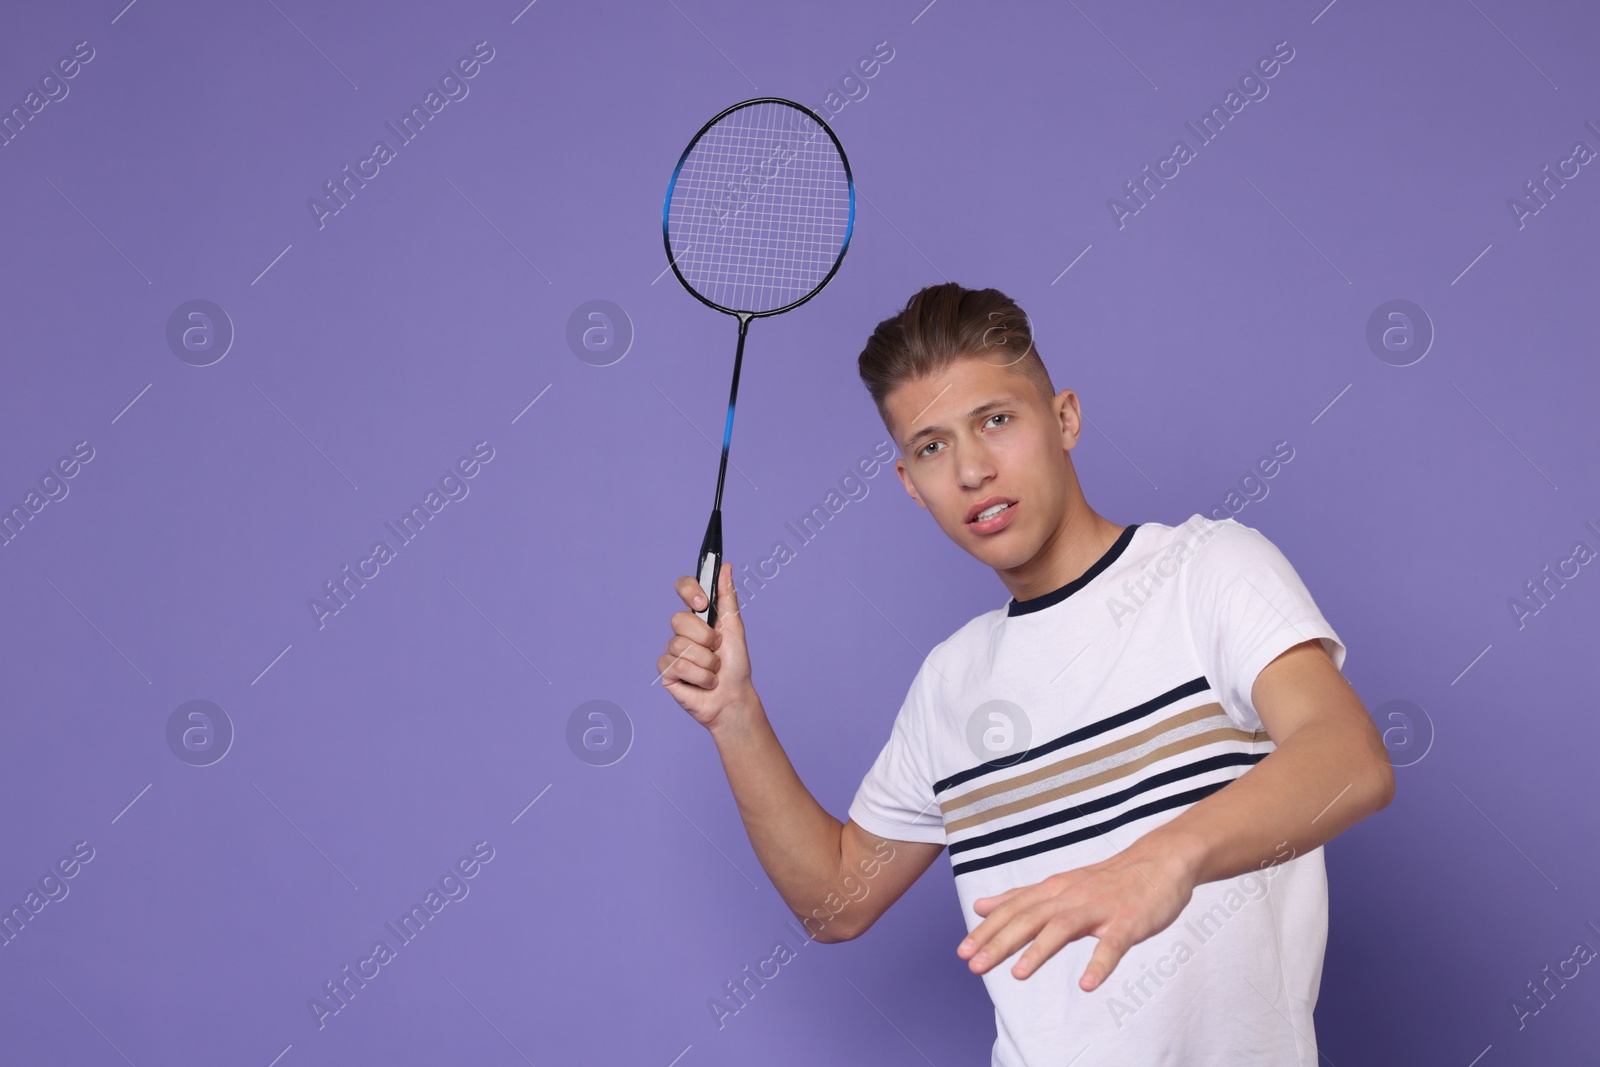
[698,317,746,629]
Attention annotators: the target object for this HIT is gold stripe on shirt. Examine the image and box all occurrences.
[940,703,1271,834]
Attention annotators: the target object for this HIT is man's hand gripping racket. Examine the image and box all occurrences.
[659,562,754,732]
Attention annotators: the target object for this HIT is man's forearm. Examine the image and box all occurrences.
[1132,716,1395,888]
[707,691,847,922]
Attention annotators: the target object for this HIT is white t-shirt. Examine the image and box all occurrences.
[848,514,1347,1067]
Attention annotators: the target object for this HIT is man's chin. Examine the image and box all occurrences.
[964,533,1038,573]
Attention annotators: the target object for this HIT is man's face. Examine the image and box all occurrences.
[886,355,1080,571]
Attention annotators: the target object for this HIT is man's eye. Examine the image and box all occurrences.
[919,441,944,457]
[986,413,1011,428]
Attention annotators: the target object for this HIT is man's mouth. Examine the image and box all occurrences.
[965,496,1018,525]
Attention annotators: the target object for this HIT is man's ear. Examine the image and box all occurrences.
[1053,388,1084,451]
[894,458,928,509]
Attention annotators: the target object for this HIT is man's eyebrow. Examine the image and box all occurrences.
[904,397,1022,450]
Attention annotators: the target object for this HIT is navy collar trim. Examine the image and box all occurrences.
[1006,524,1140,617]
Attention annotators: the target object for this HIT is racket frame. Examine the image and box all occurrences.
[662,96,856,320]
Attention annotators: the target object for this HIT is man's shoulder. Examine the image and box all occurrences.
[924,604,1006,675]
[959,602,1009,637]
[1146,513,1289,578]
[915,515,1290,663]
[1110,514,1269,564]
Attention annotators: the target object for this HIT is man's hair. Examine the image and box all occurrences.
[857,282,1056,434]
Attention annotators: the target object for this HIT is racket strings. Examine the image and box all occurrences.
[667,101,851,315]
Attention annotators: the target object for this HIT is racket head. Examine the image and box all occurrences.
[662,97,855,319]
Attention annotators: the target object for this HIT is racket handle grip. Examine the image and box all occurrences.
[695,510,723,629]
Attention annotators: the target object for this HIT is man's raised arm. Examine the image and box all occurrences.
[657,562,943,942]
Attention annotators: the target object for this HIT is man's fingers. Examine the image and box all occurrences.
[664,635,718,673]
[1079,932,1128,991]
[714,562,745,635]
[717,561,739,610]
[960,895,1062,972]
[972,886,1025,915]
[963,903,1057,974]
[1013,913,1093,980]
[657,650,717,689]
[675,575,710,612]
[670,609,720,650]
[961,884,1043,957]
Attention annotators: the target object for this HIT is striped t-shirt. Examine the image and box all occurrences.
[848,514,1346,1067]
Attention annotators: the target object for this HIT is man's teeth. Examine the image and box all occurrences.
[976,502,1012,522]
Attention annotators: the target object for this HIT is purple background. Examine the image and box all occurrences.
[2,0,1596,1063]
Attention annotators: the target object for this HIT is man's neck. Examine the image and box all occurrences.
[998,503,1124,603]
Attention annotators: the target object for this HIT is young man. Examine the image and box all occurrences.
[657,282,1394,1065]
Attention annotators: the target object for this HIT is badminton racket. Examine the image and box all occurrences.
[661,97,855,628]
